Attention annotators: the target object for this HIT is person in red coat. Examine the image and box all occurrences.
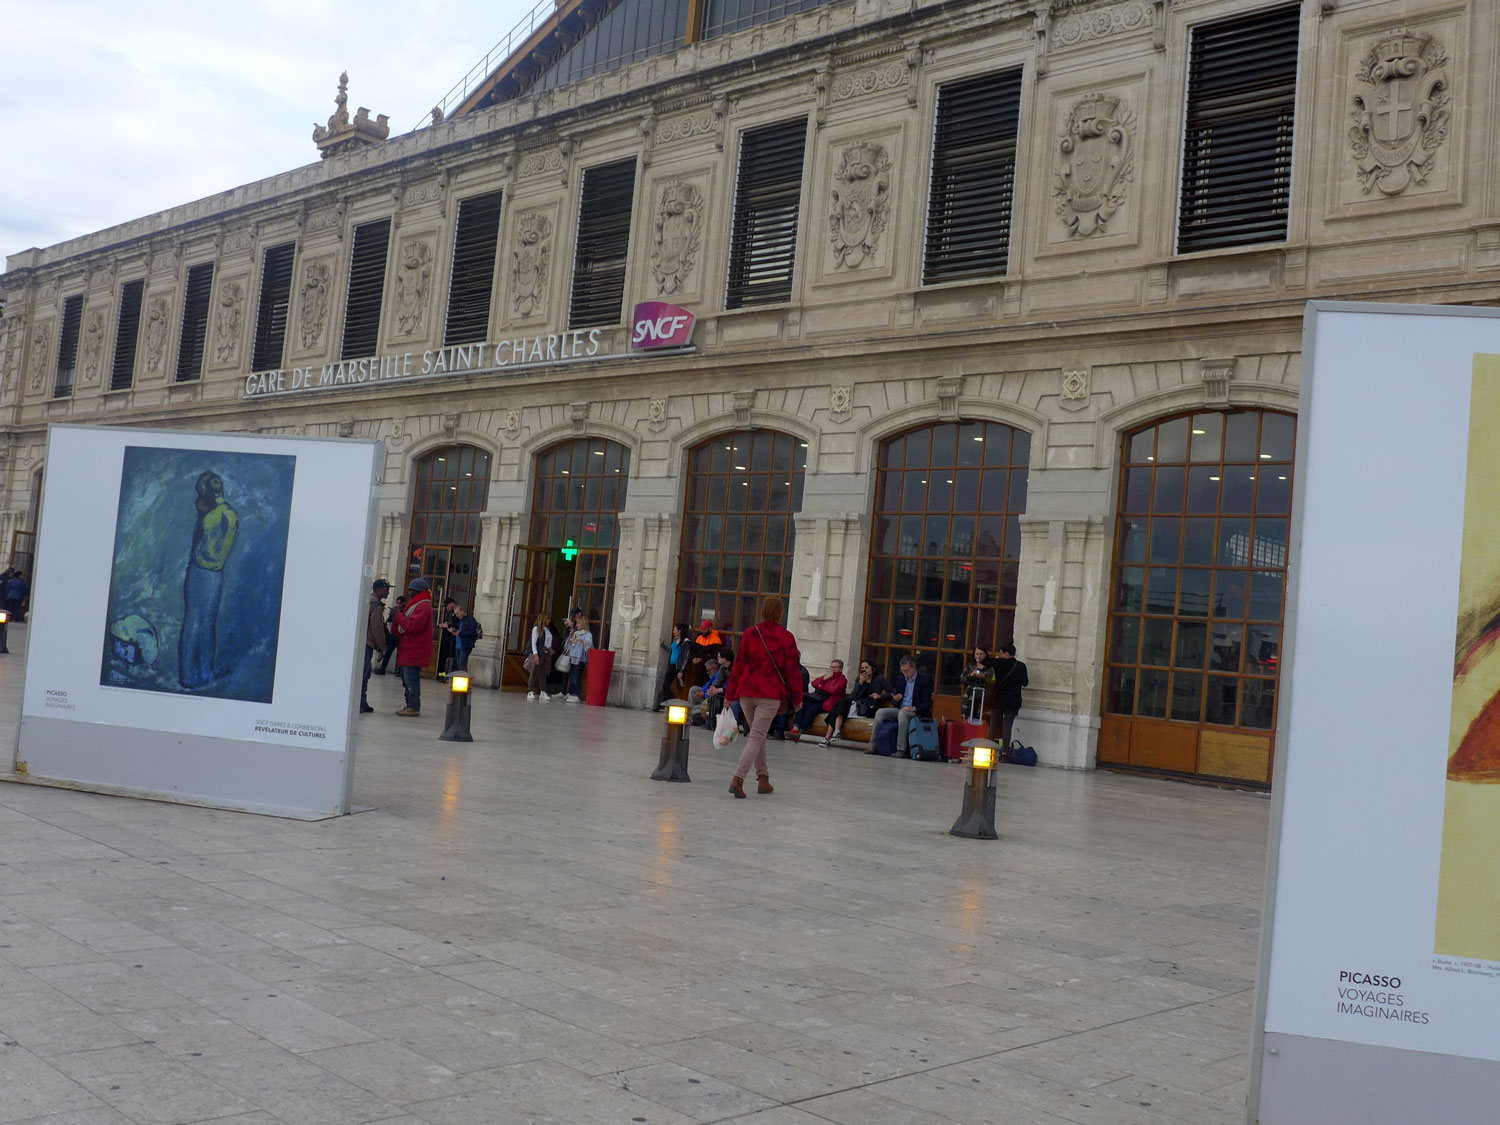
[391,576,434,716]
[724,594,802,798]
[789,659,847,740]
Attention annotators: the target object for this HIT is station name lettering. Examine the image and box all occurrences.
[243,330,605,398]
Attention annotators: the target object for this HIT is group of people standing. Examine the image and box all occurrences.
[361,575,483,717]
[523,608,594,702]
[1,567,28,623]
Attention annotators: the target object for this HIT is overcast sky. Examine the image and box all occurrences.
[0,0,541,262]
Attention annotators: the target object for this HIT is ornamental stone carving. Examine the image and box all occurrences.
[1054,93,1134,238]
[511,213,552,318]
[1053,2,1151,47]
[647,398,667,431]
[144,297,169,372]
[305,205,343,234]
[1060,368,1091,412]
[0,314,20,394]
[657,105,721,144]
[29,327,51,392]
[299,262,332,348]
[394,239,433,334]
[504,408,521,437]
[832,58,908,101]
[82,309,106,384]
[829,384,853,419]
[1349,29,1450,197]
[651,181,703,295]
[829,142,891,269]
[1200,357,1236,404]
[402,180,444,208]
[214,281,244,363]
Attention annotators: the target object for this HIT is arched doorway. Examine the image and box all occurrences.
[1097,409,1295,784]
[864,420,1031,712]
[405,444,492,674]
[673,429,808,644]
[504,438,630,684]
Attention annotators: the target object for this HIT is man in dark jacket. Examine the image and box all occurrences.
[985,643,1028,747]
[7,570,28,622]
[869,655,933,757]
[392,577,433,716]
[361,579,390,714]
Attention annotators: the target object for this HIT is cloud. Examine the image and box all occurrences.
[0,0,536,260]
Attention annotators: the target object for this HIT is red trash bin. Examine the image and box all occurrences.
[584,649,615,707]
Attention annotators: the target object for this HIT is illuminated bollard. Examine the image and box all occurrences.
[0,610,9,655]
[652,703,692,782]
[950,738,999,840]
[439,674,473,742]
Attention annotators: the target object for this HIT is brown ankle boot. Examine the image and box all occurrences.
[728,776,746,799]
[757,773,774,794]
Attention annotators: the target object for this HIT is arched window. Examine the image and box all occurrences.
[675,430,807,642]
[406,445,491,672]
[1099,409,1295,783]
[865,421,1031,700]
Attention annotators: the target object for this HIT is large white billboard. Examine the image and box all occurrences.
[1251,304,1500,1122]
[12,425,383,818]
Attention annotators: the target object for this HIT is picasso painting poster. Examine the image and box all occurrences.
[1436,354,1500,961]
[100,446,296,704]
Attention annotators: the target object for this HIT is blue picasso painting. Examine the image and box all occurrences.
[101,446,296,703]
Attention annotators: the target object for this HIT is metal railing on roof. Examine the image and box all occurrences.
[417,0,558,130]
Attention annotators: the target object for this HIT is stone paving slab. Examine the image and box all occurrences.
[0,626,1270,1123]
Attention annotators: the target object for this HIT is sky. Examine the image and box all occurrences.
[0,0,542,263]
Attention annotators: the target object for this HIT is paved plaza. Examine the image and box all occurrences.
[0,631,1270,1124]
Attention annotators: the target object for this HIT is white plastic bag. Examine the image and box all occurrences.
[713,708,739,750]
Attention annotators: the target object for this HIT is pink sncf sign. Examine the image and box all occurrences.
[630,301,697,349]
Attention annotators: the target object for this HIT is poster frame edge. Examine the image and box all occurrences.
[1245,300,1500,1123]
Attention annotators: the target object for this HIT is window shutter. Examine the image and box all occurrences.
[569,161,637,329]
[251,242,297,371]
[923,68,1023,285]
[54,294,84,398]
[444,191,504,345]
[175,262,215,382]
[726,118,807,310]
[1177,4,1300,254]
[110,280,145,391]
[341,218,392,360]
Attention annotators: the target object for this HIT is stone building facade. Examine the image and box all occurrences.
[0,0,1490,784]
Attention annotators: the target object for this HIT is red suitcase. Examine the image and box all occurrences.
[941,719,985,761]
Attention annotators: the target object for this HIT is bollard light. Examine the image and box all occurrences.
[0,608,9,655]
[439,672,474,742]
[0,611,9,624]
[950,738,1000,840]
[653,702,692,782]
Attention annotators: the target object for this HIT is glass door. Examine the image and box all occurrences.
[504,544,556,687]
[572,548,614,649]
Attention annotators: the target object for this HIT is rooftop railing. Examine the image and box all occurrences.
[417,0,558,130]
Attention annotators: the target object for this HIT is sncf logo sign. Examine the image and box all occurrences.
[631,301,696,349]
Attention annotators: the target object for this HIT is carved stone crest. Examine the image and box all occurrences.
[299,263,331,348]
[395,239,433,335]
[214,281,244,363]
[1061,369,1089,399]
[0,314,21,394]
[512,213,552,318]
[82,309,106,384]
[647,398,667,432]
[504,408,521,437]
[144,297,169,372]
[1349,29,1450,196]
[829,142,891,269]
[29,326,52,393]
[388,418,412,448]
[1054,93,1134,237]
[829,384,853,419]
[651,182,703,295]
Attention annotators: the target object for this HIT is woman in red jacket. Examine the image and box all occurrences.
[724,595,802,798]
[391,577,434,716]
[789,659,847,741]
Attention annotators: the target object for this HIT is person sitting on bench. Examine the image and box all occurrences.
[869,655,932,757]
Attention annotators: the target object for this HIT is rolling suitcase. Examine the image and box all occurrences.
[873,718,900,756]
[908,717,940,761]
[941,720,984,761]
